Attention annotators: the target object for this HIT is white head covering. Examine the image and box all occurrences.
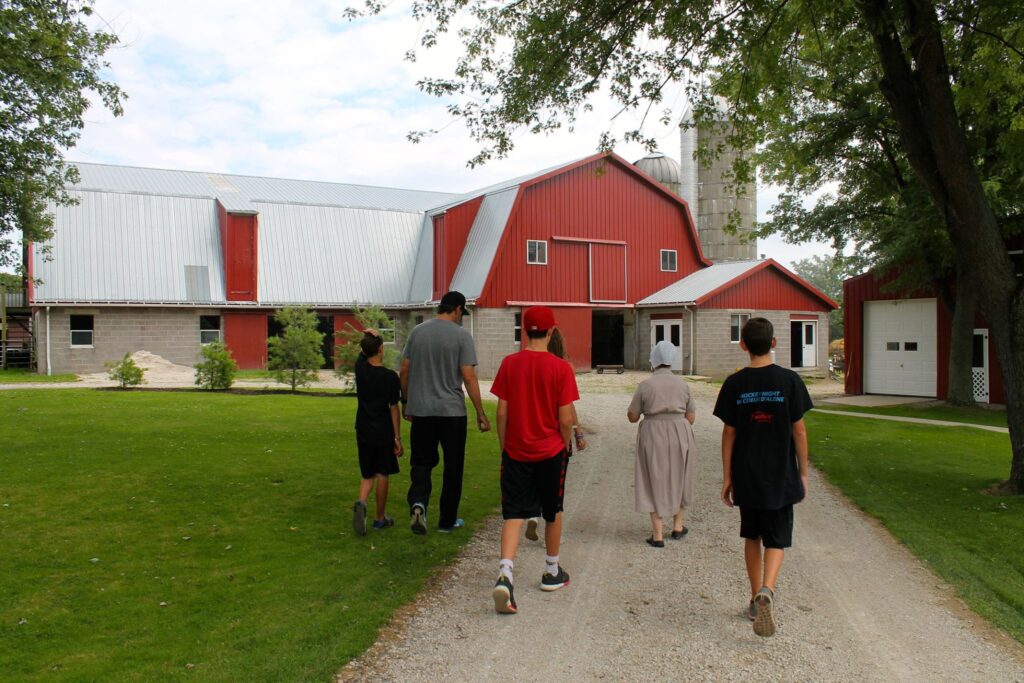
[650,340,677,369]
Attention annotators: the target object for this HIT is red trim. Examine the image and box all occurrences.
[552,235,627,246]
[506,300,633,309]
[790,314,819,321]
[651,312,682,320]
[694,260,838,309]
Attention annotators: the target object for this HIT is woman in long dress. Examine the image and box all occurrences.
[627,340,697,547]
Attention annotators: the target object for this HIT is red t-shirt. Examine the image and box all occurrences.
[491,350,580,462]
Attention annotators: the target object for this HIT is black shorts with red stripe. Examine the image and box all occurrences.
[500,450,568,523]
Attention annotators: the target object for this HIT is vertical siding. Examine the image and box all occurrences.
[221,210,258,301]
[432,215,445,299]
[432,197,485,299]
[478,160,702,306]
[701,268,831,311]
[224,312,268,368]
[590,243,627,302]
[550,306,592,371]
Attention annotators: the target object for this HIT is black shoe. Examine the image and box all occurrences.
[669,527,689,540]
[646,536,665,548]
[353,501,367,536]
[410,504,427,535]
[540,566,570,592]
[493,575,517,614]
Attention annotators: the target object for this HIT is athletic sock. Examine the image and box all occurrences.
[498,559,514,582]
[545,555,559,576]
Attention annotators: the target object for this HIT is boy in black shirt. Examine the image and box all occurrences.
[713,317,812,638]
[353,331,403,536]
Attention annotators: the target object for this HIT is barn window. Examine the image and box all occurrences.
[514,312,521,343]
[904,342,918,351]
[380,316,396,344]
[70,315,94,347]
[200,315,222,344]
[729,314,750,343]
[660,249,678,272]
[527,240,548,265]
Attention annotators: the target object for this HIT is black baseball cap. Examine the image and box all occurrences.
[439,290,470,314]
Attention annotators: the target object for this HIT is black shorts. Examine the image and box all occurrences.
[357,439,399,479]
[500,450,568,523]
[739,505,794,549]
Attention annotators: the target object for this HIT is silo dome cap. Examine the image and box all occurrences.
[634,152,681,184]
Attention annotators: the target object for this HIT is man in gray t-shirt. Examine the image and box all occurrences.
[400,291,490,534]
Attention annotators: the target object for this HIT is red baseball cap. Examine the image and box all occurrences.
[522,306,557,332]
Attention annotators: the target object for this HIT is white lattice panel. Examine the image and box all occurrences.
[973,368,989,403]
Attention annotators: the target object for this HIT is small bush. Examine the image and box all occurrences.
[106,353,146,388]
[268,306,324,391]
[194,341,238,390]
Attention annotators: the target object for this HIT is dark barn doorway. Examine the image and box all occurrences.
[267,314,335,369]
[592,311,625,366]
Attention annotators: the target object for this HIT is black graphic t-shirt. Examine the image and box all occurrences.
[354,354,401,443]
[712,364,813,509]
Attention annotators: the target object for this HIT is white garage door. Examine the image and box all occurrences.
[864,298,937,397]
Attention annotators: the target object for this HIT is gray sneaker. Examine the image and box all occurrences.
[353,500,367,536]
[753,586,776,637]
[747,599,758,621]
[525,517,540,541]
[410,504,427,535]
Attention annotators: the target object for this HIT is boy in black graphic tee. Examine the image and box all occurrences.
[713,317,812,638]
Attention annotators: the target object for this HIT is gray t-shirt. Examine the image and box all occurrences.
[403,318,478,417]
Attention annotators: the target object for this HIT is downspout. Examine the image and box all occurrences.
[685,304,695,375]
[45,306,52,376]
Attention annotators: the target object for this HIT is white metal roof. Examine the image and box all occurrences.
[256,202,423,306]
[449,187,520,299]
[637,260,763,305]
[70,162,461,213]
[33,191,226,304]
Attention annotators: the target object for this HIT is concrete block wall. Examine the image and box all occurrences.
[35,307,215,375]
[692,309,829,379]
[471,307,519,379]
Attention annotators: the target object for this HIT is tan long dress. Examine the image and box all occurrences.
[628,368,697,516]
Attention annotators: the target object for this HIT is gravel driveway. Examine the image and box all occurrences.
[339,373,1023,682]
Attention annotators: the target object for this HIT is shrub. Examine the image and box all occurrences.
[106,353,146,388]
[194,341,238,390]
[267,306,324,391]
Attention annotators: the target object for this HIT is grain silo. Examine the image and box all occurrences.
[633,152,682,197]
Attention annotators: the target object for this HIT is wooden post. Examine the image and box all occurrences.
[1,286,7,370]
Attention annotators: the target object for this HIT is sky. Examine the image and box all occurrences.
[70,0,833,269]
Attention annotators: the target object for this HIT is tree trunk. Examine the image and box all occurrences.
[859,0,1023,491]
[945,263,976,407]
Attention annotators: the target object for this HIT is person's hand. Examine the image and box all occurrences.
[477,414,491,432]
[364,328,380,337]
[575,432,587,451]
[800,473,809,501]
[721,480,734,507]
[394,438,404,457]
[402,403,412,422]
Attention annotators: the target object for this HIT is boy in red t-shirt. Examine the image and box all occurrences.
[489,306,580,614]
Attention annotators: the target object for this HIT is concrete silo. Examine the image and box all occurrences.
[634,152,682,197]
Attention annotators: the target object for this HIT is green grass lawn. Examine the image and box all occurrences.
[805,412,1023,643]
[814,402,1008,428]
[0,369,78,383]
[0,390,499,682]
[232,369,277,380]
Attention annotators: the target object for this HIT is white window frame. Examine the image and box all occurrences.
[199,315,222,345]
[70,314,94,348]
[527,240,548,265]
[730,313,751,343]
[660,249,678,272]
[380,316,397,344]
[513,312,522,345]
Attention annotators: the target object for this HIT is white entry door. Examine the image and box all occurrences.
[972,328,990,403]
[650,321,682,372]
[800,321,817,367]
[864,298,937,396]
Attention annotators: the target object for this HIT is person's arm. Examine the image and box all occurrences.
[721,424,737,507]
[571,404,586,450]
[627,410,641,423]
[685,411,696,425]
[558,403,575,449]
[461,364,490,432]
[399,358,411,421]
[793,418,809,500]
[496,398,509,451]
[390,403,403,456]
[627,384,643,423]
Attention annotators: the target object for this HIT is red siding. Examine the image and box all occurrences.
[224,312,268,369]
[843,269,1004,403]
[590,243,627,302]
[218,202,258,301]
[702,267,832,311]
[478,158,703,306]
[550,307,592,372]
[334,313,362,337]
[433,197,484,299]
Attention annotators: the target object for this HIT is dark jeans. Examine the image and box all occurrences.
[406,415,468,528]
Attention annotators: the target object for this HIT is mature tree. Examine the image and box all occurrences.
[0,0,124,271]
[363,0,1024,492]
[268,306,325,391]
